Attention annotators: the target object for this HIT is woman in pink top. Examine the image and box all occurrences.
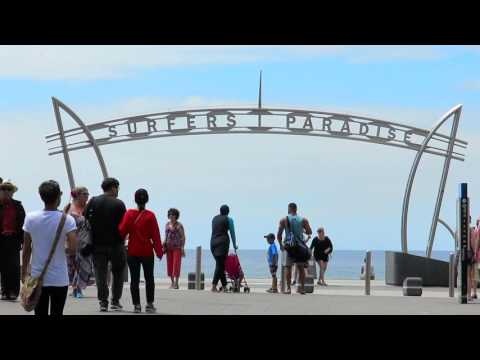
[64,186,92,298]
[163,208,186,289]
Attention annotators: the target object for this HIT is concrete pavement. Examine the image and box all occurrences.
[1,279,479,315]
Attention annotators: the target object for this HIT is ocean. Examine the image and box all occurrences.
[153,249,454,280]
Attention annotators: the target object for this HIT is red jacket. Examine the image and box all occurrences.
[119,209,163,258]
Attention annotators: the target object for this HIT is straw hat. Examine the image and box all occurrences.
[0,181,18,193]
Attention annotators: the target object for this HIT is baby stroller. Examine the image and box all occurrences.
[225,251,250,293]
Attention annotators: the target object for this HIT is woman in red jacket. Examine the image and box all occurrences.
[119,189,163,313]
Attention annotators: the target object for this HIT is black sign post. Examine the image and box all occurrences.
[457,183,469,304]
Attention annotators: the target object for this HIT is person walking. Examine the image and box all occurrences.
[468,218,479,301]
[0,181,26,301]
[64,186,93,298]
[119,189,163,313]
[210,205,237,292]
[164,208,186,289]
[84,177,127,312]
[310,227,333,286]
[277,202,312,295]
[21,180,77,316]
[264,233,279,293]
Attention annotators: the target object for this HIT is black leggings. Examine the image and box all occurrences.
[127,256,155,305]
[213,255,227,287]
[0,235,21,297]
[34,286,68,316]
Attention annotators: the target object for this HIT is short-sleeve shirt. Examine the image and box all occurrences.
[23,210,76,287]
[267,243,278,266]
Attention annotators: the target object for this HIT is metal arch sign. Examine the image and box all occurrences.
[47,106,466,161]
[46,91,467,259]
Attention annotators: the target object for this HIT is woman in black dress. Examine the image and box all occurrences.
[310,227,333,286]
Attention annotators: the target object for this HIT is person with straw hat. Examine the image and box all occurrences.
[0,180,26,301]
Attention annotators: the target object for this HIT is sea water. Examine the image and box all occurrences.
[153,249,453,280]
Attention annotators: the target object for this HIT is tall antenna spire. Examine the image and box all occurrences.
[258,70,262,109]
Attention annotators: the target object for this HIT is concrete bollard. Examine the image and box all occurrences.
[195,246,202,290]
[403,277,423,296]
[449,253,455,297]
[365,251,371,295]
[188,272,205,290]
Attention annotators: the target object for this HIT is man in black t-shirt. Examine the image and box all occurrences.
[84,177,126,312]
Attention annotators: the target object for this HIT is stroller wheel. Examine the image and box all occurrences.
[244,287,250,293]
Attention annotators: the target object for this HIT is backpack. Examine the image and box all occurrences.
[284,216,311,263]
[77,216,93,257]
[81,197,96,257]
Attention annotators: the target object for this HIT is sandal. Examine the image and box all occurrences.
[266,288,278,293]
[282,288,292,295]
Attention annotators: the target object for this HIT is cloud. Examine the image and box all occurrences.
[0,45,460,81]
[459,80,480,91]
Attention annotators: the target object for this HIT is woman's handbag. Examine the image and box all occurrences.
[20,212,67,312]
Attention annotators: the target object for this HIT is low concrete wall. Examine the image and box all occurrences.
[385,251,449,286]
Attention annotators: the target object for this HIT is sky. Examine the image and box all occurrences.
[1,45,479,253]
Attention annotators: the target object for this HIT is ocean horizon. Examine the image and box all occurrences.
[152,249,455,280]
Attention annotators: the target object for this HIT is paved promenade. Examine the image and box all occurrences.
[1,279,479,315]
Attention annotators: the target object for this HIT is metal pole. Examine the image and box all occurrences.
[365,251,371,296]
[195,246,201,290]
[281,250,286,293]
[457,183,469,304]
[449,253,455,297]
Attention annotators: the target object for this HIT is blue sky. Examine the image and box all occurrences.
[1,45,479,253]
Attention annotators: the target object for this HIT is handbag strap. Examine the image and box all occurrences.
[133,210,144,225]
[39,212,67,281]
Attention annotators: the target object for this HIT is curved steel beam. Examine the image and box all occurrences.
[400,104,462,254]
[438,218,457,249]
[44,107,468,146]
[426,107,462,257]
[52,98,75,189]
[51,97,109,190]
[46,127,466,161]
